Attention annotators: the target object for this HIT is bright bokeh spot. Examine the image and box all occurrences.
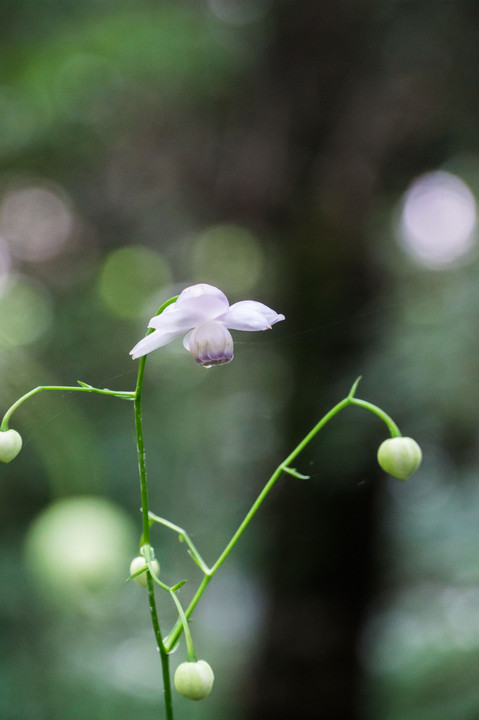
[0,182,75,262]
[397,171,477,268]
[190,223,264,294]
[24,496,136,610]
[0,275,52,348]
[98,246,172,320]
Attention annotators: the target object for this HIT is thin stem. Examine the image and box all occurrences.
[210,394,359,576]
[165,575,212,653]
[349,397,401,437]
[148,573,173,718]
[135,358,151,545]
[164,380,403,651]
[132,296,178,720]
[134,358,173,720]
[168,589,197,662]
[148,512,211,574]
[1,384,134,430]
[279,397,351,473]
[165,396,352,650]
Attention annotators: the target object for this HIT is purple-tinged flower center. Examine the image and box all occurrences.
[186,321,234,368]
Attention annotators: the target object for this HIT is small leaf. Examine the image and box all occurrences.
[348,376,362,399]
[171,580,188,593]
[126,567,146,583]
[282,466,310,480]
[165,634,181,654]
[77,380,93,388]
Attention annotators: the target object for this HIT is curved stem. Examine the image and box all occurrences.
[148,512,211,574]
[349,397,401,437]
[165,575,211,653]
[1,384,134,431]
[168,589,196,662]
[164,395,353,651]
[164,379,403,651]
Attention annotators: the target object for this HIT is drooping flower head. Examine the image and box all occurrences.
[130,283,285,367]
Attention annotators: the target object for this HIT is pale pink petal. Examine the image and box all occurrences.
[219,300,285,331]
[130,284,284,362]
[182,329,193,351]
[148,291,229,333]
[129,328,182,359]
[176,283,229,307]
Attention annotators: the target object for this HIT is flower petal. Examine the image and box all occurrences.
[176,283,229,306]
[130,285,231,360]
[148,287,230,333]
[130,328,183,359]
[220,300,285,331]
[184,321,234,367]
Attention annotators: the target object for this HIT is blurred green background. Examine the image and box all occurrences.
[2,1,479,719]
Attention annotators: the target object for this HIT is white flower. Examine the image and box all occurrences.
[130,283,285,367]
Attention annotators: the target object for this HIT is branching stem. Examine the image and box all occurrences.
[162,377,402,651]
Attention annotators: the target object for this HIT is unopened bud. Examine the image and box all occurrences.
[377,436,422,481]
[174,660,214,701]
[129,555,160,588]
[0,429,22,463]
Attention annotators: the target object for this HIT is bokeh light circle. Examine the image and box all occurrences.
[0,275,52,348]
[190,223,264,294]
[24,496,136,610]
[98,245,172,320]
[397,171,477,269]
[0,182,75,262]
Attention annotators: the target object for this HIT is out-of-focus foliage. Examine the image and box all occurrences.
[2,1,479,719]
[0,5,282,720]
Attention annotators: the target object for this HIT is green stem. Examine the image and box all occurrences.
[134,357,174,720]
[135,358,151,545]
[349,397,401,437]
[165,575,211,653]
[168,589,197,662]
[164,378,402,651]
[132,296,178,719]
[1,384,134,431]
[148,513,211,574]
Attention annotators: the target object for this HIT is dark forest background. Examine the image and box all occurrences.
[1,2,479,719]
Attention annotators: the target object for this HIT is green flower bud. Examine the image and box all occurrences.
[377,436,422,481]
[0,429,22,463]
[174,660,214,701]
[129,555,160,588]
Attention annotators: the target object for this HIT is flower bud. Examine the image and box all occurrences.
[377,436,422,481]
[130,555,160,588]
[174,660,214,701]
[0,429,22,463]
